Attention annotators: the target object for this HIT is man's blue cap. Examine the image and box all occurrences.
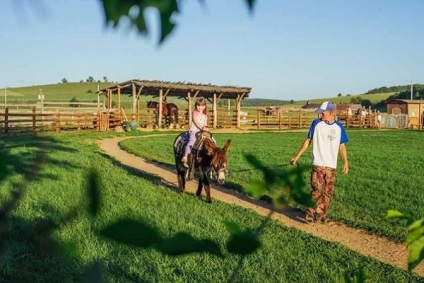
[315,101,335,113]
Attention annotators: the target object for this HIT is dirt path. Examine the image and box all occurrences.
[99,135,423,277]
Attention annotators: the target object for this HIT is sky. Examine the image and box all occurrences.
[1,0,424,100]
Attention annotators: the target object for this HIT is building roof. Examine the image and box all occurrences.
[98,79,251,100]
[386,99,424,104]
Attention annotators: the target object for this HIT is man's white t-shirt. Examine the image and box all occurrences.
[307,119,349,169]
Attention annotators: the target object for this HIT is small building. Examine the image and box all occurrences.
[386,99,424,128]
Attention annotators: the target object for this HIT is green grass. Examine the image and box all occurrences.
[120,130,424,242]
[0,132,422,282]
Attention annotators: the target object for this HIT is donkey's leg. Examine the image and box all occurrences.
[203,177,212,203]
[176,168,185,193]
[196,167,204,198]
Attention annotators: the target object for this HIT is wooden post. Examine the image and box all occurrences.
[188,92,192,126]
[298,112,301,128]
[55,108,60,133]
[257,111,260,129]
[117,87,121,110]
[132,83,137,114]
[278,112,282,129]
[77,112,81,132]
[5,107,9,134]
[213,93,217,129]
[32,106,36,134]
[158,89,163,128]
[96,110,101,131]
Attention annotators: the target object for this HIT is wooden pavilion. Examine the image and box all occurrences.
[98,79,251,129]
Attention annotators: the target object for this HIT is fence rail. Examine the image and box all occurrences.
[0,107,122,135]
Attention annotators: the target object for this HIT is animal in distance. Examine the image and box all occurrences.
[146,101,179,127]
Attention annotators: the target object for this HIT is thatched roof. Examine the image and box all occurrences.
[98,79,251,100]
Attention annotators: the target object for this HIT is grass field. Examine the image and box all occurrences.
[0,131,422,282]
[120,129,424,243]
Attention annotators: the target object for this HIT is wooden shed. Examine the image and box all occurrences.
[386,99,424,129]
[98,79,251,129]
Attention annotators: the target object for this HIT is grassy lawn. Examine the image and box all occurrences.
[120,129,424,243]
[0,131,422,282]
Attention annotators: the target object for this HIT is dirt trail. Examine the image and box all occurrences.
[99,135,423,277]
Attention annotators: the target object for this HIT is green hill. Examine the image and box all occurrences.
[2,82,421,108]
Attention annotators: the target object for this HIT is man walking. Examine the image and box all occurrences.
[291,101,349,224]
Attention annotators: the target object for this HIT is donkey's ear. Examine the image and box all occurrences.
[223,139,231,152]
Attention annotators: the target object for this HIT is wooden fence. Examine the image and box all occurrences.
[0,107,122,135]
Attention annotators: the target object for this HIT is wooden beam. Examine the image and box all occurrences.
[117,87,121,109]
[213,93,217,129]
[158,89,163,127]
[187,91,193,126]
[163,89,170,101]
[236,94,241,128]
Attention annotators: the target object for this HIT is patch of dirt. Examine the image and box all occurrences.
[99,134,423,277]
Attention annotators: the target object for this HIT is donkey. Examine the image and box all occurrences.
[173,131,231,203]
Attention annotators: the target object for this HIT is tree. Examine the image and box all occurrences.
[61,78,68,83]
[337,93,342,97]
[86,76,95,83]
[100,0,256,44]
[103,76,108,83]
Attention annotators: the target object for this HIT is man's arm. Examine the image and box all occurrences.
[290,138,311,165]
[339,143,349,174]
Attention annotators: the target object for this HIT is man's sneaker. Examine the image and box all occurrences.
[304,215,315,224]
[319,217,336,225]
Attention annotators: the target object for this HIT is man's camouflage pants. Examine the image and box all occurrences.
[306,165,336,221]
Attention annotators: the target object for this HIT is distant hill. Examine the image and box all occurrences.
[365,84,424,95]
[4,82,423,108]
[242,98,292,106]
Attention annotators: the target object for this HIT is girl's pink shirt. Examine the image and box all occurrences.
[189,110,207,131]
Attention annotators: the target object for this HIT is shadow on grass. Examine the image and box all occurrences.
[0,135,84,281]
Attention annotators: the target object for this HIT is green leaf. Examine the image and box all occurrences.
[227,230,260,255]
[244,179,267,199]
[385,210,405,218]
[406,225,424,245]
[100,219,163,248]
[408,219,424,231]
[156,232,222,256]
[408,236,424,271]
[100,0,179,44]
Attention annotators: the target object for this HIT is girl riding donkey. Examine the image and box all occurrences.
[181,97,208,167]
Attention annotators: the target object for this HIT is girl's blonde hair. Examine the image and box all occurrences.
[195,97,207,115]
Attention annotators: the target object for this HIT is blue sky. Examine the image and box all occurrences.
[1,0,423,100]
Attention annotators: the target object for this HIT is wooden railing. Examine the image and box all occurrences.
[0,107,122,135]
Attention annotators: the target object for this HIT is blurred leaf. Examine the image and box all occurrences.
[408,236,424,271]
[87,168,101,217]
[385,210,406,218]
[157,232,222,256]
[244,0,257,13]
[244,154,312,209]
[244,179,267,199]
[385,210,414,225]
[100,219,163,248]
[406,225,424,245]
[100,0,179,44]
[408,219,424,231]
[227,230,260,255]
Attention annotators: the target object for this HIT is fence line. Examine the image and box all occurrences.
[0,107,121,135]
